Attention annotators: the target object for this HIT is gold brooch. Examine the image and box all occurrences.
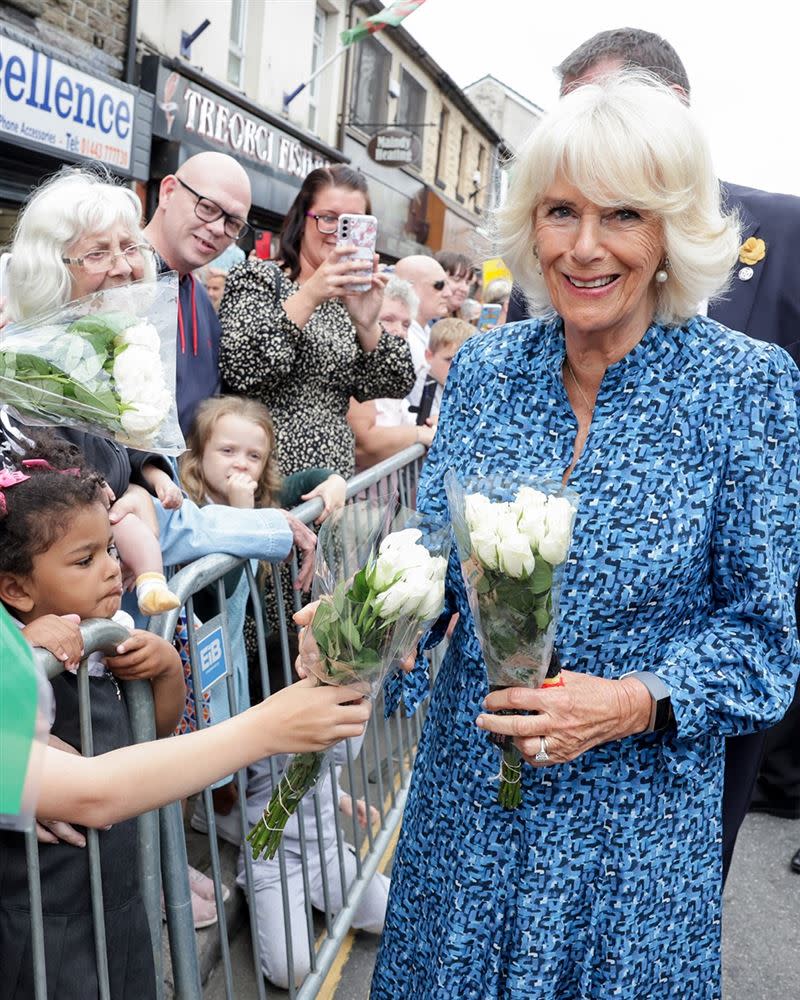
[738,237,766,266]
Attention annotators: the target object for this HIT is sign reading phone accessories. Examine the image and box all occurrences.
[153,65,329,181]
[367,128,421,168]
[0,33,136,171]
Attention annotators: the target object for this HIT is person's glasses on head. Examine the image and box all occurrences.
[175,177,251,240]
[306,212,340,235]
[62,243,153,274]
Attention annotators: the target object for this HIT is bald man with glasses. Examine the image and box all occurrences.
[144,151,252,436]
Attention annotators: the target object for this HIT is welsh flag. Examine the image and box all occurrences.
[340,0,427,47]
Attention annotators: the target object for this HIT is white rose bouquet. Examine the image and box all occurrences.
[0,274,184,454]
[445,471,579,809]
[247,500,450,861]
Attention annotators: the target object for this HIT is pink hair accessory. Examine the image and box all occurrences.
[0,460,81,514]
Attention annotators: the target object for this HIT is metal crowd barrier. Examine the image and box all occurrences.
[18,445,431,1000]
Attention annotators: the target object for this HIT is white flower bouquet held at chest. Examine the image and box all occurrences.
[0,274,184,454]
[247,500,450,861]
[445,470,579,808]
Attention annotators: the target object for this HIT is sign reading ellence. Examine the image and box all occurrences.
[0,33,134,170]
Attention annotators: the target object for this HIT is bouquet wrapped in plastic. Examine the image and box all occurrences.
[446,470,579,808]
[247,500,450,861]
[0,274,184,454]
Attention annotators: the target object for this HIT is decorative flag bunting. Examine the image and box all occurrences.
[340,0,427,47]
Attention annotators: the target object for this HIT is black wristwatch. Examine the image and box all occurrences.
[622,671,673,733]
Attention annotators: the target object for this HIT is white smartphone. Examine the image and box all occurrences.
[336,213,378,293]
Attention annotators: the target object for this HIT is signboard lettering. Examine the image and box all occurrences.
[367,128,421,168]
[0,34,134,170]
[157,68,329,181]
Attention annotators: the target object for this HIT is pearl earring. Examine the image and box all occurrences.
[655,269,668,283]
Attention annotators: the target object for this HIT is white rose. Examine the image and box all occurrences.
[370,538,431,591]
[497,531,535,578]
[416,578,445,622]
[538,497,575,566]
[120,403,164,439]
[470,528,499,570]
[119,321,161,354]
[379,528,423,553]
[514,486,548,512]
[464,493,492,532]
[114,347,162,402]
[494,504,522,543]
[375,567,431,621]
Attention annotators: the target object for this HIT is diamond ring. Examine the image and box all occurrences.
[534,736,550,763]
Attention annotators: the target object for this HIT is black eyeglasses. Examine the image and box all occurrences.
[175,177,251,240]
[432,279,446,290]
[306,212,340,235]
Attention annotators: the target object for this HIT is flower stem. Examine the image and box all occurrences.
[246,751,326,860]
[498,745,522,809]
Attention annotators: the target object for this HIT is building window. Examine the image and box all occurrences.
[397,68,425,168]
[435,106,449,186]
[227,0,247,88]
[456,126,469,201]
[350,35,390,130]
[308,5,326,133]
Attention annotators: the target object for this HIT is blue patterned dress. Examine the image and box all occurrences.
[372,317,800,1000]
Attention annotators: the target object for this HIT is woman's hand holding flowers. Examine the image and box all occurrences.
[477,671,652,765]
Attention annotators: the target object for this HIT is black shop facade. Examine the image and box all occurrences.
[140,57,347,258]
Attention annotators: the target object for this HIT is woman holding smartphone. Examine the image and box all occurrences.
[218,166,415,479]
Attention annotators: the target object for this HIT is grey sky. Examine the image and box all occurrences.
[402,0,798,196]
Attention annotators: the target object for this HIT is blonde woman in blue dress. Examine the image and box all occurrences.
[369,74,800,999]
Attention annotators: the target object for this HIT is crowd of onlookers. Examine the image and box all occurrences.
[0,153,509,993]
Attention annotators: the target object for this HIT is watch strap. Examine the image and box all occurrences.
[622,671,673,733]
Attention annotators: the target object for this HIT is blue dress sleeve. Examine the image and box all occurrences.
[155,500,294,566]
[651,345,800,765]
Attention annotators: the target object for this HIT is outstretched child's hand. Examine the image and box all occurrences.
[22,614,83,670]
[302,474,347,525]
[339,792,380,830]
[263,677,371,753]
[106,629,181,680]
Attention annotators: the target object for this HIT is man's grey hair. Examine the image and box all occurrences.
[383,276,419,320]
[557,27,691,95]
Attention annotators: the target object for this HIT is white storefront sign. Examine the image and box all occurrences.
[0,34,135,170]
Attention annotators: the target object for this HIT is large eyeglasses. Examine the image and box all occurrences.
[62,243,153,274]
[306,212,340,235]
[176,177,252,240]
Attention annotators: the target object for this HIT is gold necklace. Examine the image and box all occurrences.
[565,358,595,415]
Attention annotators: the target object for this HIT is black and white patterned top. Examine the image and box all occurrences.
[218,260,416,478]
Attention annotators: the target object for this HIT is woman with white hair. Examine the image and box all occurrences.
[370,74,800,998]
[3,168,182,618]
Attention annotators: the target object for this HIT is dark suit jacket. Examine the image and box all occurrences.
[507,180,800,367]
[711,182,800,365]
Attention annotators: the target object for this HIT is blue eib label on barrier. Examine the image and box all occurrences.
[195,618,228,691]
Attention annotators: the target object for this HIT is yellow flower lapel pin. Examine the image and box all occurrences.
[737,237,766,281]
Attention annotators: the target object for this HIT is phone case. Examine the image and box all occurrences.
[477,303,502,333]
[336,214,378,293]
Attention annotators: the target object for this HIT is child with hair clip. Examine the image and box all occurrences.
[0,434,185,999]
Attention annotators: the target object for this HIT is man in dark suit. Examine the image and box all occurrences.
[506,27,800,882]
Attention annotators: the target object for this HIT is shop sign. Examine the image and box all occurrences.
[155,67,329,181]
[366,128,421,168]
[0,33,134,170]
